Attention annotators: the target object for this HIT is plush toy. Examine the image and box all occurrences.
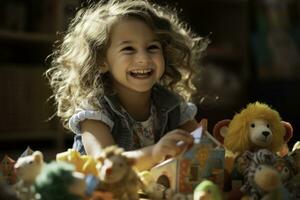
[13,151,44,200]
[35,161,87,200]
[285,141,300,199]
[213,102,293,197]
[193,180,222,200]
[274,156,295,186]
[96,145,140,200]
[56,149,99,177]
[14,151,44,186]
[290,141,300,173]
[213,102,293,155]
[240,149,290,200]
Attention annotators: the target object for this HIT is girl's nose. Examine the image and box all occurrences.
[135,51,150,66]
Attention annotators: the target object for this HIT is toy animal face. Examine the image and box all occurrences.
[15,152,43,183]
[274,157,294,183]
[213,102,293,154]
[254,165,281,192]
[98,155,129,184]
[249,119,273,148]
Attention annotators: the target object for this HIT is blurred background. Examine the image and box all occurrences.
[0,0,299,160]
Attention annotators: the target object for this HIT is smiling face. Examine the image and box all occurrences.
[104,18,165,94]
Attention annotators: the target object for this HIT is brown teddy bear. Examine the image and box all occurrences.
[213,102,293,155]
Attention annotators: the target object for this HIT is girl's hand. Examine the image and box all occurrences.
[152,129,194,163]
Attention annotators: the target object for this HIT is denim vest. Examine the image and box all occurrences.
[73,84,181,154]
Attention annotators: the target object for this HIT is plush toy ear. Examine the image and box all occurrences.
[213,119,231,144]
[33,151,43,164]
[127,157,136,166]
[97,156,105,164]
[282,121,293,142]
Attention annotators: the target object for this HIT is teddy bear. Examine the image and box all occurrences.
[213,102,293,155]
[212,102,293,197]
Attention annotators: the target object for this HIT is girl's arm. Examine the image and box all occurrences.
[81,119,115,158]
[81,119,161,171]
[81,119,195,171]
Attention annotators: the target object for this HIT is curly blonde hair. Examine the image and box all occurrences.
[46,0,207,129]
[224,102,286,154]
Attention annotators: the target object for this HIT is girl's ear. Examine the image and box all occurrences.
[213,119,231,144]
[282,121,293,142]
[100,62,109,73]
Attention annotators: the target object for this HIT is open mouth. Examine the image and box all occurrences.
[129,69,153,78]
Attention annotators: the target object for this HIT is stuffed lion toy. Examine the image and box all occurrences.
[213,102,293,155]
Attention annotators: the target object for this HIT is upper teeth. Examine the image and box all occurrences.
[131,69,152,74]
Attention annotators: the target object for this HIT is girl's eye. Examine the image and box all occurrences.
[251,123,255,128]
[121,46,135,53]
[148,44,161,52]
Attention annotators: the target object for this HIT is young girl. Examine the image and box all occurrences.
[47,0,207,171]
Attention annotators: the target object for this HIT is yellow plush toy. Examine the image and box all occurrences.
[213,102,293,155]
[56,149,98,176]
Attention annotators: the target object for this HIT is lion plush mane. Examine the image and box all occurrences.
[214,102,293,154]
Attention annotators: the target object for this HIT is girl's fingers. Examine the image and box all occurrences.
[163,142,190,157]
[172,133,194,145]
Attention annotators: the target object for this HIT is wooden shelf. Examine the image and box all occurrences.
[0,131,60,141]
[0,0,79,156]
[0,30,56,43]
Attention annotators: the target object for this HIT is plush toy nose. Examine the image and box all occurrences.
[262,131,270,137]
[106,167,112,175]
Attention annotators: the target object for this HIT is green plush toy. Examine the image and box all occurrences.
[35,162,86,200]
[193,180,222,200]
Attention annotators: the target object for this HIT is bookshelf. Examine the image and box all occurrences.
[0,0,79,160]
[158,0,300,145]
